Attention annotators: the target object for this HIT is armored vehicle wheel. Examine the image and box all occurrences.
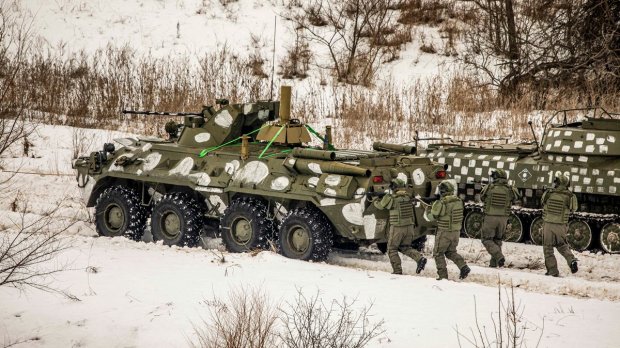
[529,216,544,245]
[278,207,333,261]
[95,185,147,241]
[503,214,524,242]
[151,192,203,247]
[464,211,484,239]
[221,197,275,253]
[600,222,620,254]
[567,219,592,251]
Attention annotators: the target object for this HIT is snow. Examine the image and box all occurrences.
[2,123,620,347]
[1,1,619,346]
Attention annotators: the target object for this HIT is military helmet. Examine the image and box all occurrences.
[553,174,570,188]
[391,178,406,189]
[438,180,454,196]
[491,169,507,180]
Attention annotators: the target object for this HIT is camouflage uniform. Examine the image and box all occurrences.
[374,179,426,275]
[541,175,578,276]
[427,181,470,280]
[480,169,520,267]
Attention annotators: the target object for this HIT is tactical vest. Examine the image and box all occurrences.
[437,195,464,232]
[484,183,512,216]
[389,192,415,227]
[543,189,571,224]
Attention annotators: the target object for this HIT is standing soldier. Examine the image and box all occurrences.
[541,175,579,276]
[373,179,427,275]
[426,180,470,280]
[479,169,520,267]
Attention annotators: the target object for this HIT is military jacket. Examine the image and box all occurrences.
[431,194,464,232]
[480,179,520,216]
[374,190,415,227]
[541,186,578,224]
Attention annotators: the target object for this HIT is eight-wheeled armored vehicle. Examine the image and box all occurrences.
[74,86,447,261]
[420,108,620,253]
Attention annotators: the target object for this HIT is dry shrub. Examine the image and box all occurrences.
[279,29,313,79]
[397,0,456,25]
[192,287,279,348]
[191,287,385,348]
[278,289,385,348]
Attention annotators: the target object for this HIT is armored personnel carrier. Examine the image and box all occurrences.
[420,108,620,253]
[73,86,446,261]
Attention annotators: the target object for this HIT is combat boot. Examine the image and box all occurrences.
[570,260,578,274]
[498,257,505,268]
[544,272,559,277]
[416,257,427,274]
[459,265,471,280]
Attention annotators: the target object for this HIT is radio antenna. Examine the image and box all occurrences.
[270,16,276,101]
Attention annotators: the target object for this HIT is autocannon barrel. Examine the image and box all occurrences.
[291,148,336,160]
[293,159,371,177]
[372,142,416,154]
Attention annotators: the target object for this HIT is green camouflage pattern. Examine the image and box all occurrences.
[73,87,445,260]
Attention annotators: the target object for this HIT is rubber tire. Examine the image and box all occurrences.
[151,192,203,247]
[279,207,334,261]
[221,196,275,253]
[412,235,427,252]
[95,185,148,241]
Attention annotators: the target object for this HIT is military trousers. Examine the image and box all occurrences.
[387,225,422,274]
[542,222,576,276]
[481,215,508,266]
[433,229,467,279]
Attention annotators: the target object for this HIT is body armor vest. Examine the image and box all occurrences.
[389,192,415,227]
[543,190,571,224]
[437,195,464,232]
[484,183,512,216]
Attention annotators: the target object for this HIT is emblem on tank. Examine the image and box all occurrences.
[518,168,532,182]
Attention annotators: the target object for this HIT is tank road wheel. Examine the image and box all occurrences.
[600,223,620,254]
[464,211,484,239]
[529,216,544,245]
[567,219,592,251]
[221,197,275,253]
[279,207,334,262]
[95,186,147,241]
[503,214,524,242]
[150,192,203,247]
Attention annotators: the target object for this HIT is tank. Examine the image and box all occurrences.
[419,108,620,253]
[73,86,447,261]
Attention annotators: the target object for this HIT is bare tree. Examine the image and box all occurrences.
[283,0,399,85]
[461,0,620,105]
[0,203,72,292]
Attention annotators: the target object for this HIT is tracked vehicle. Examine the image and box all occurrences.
[73,86,446,261]
[420,108,620,253]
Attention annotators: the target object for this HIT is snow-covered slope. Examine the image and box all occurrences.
[1,124,620,347]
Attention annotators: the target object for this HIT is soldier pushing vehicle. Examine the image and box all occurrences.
[541,174,579,277]
[425,180,470,280]
[371,178,427,275]
[479,169,521,268]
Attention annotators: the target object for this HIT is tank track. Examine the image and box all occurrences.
[463,201,620,252]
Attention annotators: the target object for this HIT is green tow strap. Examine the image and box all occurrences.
[198,125,266,157]
[262,149,292,159]
[304,125,336,151]
[258,126,285,159]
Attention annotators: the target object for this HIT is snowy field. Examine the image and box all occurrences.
[1,124,620,347]
[1,0,620,347]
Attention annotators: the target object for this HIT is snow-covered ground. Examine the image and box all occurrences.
[2,124,620,347]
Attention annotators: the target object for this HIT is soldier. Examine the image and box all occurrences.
[373,179,427,275]
[541,175,579,277]
[479,169,521,267]
[426,180,470,280]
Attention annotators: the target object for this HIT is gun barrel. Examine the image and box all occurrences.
[121,110,203,117]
